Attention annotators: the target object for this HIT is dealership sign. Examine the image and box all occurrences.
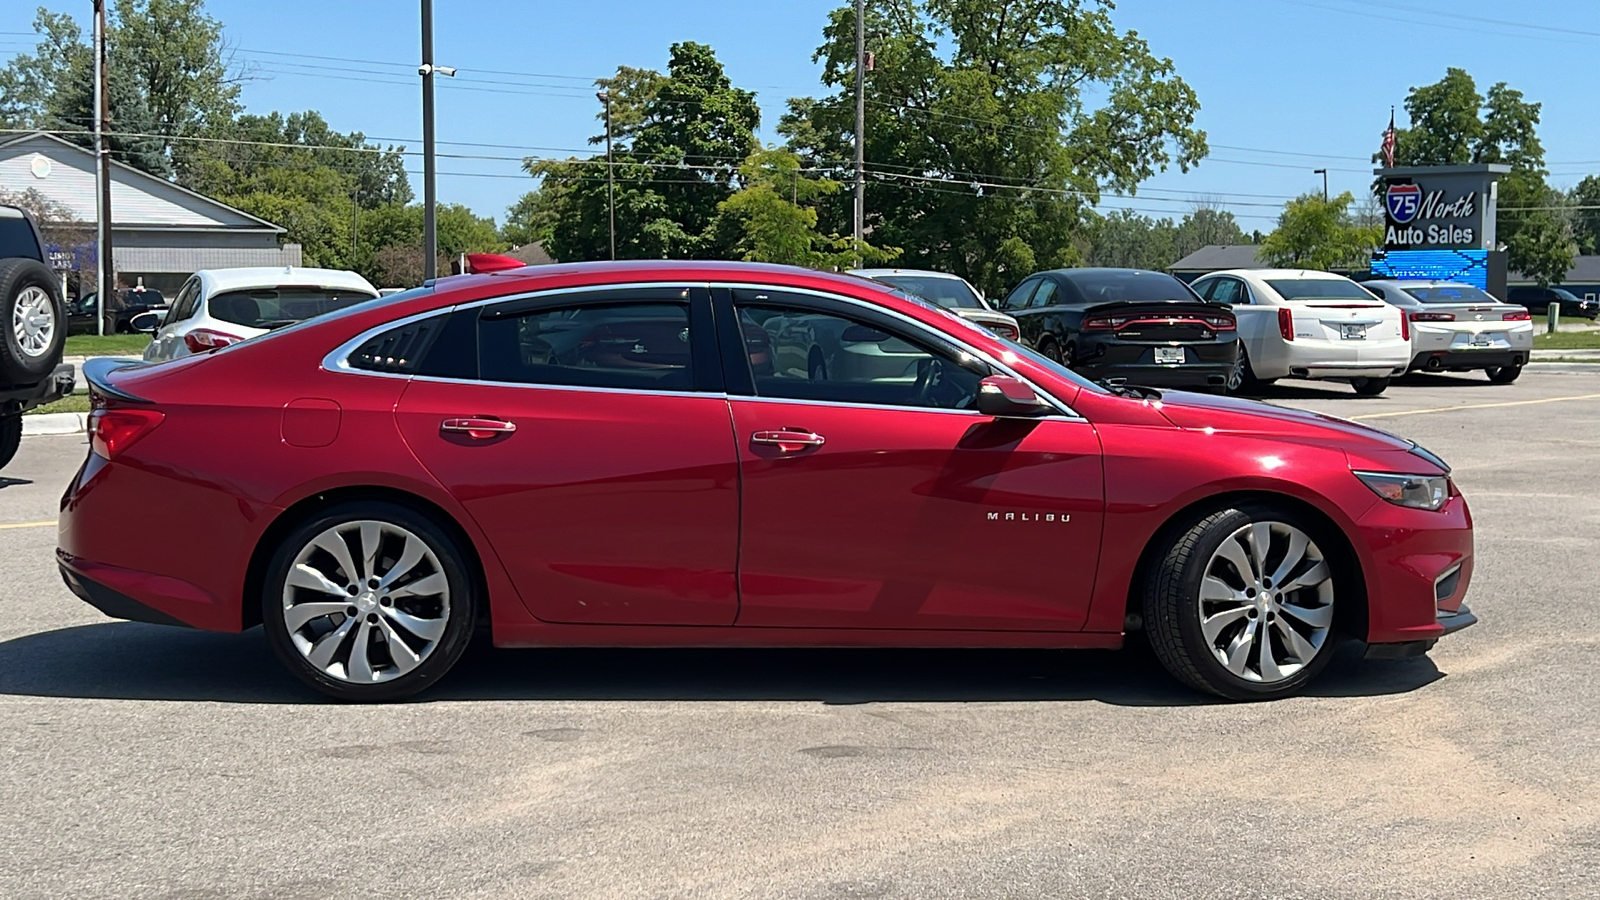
[1380,165,1504,252]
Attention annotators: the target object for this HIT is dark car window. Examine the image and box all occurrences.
[1000,279,1039,311]
[479,301,695,391]
[1263,279,1378,302]
[1403,285,1497,304]
[1029,280,1060,308]
[209,287,376,329]
[867,274,983,310]
[1206,278,1240,304]
[167,279,200,323]
[0,212,43,262]
[733,300,985,411]
[1061,269,1200,303]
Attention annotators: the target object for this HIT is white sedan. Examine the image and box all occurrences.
[1191,269,1410,395]
[142,267,378,362]
[1360,279,1534,383]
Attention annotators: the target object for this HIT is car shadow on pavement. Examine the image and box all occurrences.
[0,622,1442,706]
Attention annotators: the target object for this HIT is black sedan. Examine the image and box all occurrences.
[996,268,1240,391]
[67,288,169,335]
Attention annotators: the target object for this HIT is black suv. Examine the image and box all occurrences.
[0,205,75,469]
[1507,285,1599,320]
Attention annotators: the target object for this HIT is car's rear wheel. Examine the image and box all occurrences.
[262,501,477,702]
[1,258,66,383]
[1486,364,1522,384]
[1351,376,1390,396]
[0,413,20,469]
[1143,505,1340,700]
[1040,337,1064,365]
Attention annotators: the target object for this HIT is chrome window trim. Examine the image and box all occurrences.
[321,278,1083,420]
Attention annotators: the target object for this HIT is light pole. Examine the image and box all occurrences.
[419,0,455,281]
[853,0,865,252]
[1314,168,1328,202]
[598,91,615,260]
[92,0,112,335]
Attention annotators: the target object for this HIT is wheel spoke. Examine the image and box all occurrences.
[358,522,383,584]
[1200,575,1243,604]
[1280,600,1333,630]
[305,617,355,670]
[1202,606,1252,644]
[1269,530,1309,586]
[1247,523,1273,578]
[382,604,447,642]
[1224,620,1257,675]
[283,601,349,632]
[1214,537,1257,583]
[287,563,348,597]
[312,530,360,586]
[1274,617,1320,662]
[1258,625,1283,681]
[376,618,423,674]
[1281,559,1330,593]
[347,619,376,682]
[378,534,427,589]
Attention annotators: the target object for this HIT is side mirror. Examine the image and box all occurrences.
[130,311,162,334]
[977,374,1052,418]
[840,324,892,343]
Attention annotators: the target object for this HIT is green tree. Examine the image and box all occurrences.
[44,48,170,175]
[1260,192,1380,271]
[782,0,1206,297]
[1383,68,1573,284]
[1569,176,1600,256]
[1087,210,1176,270]
[0,9,88,129]
[1173,205,1247,260]
[502,185,564,247]
[714,148,897,268]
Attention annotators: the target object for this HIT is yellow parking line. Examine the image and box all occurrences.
[1351,392,1600,421]
[0,520,56,530]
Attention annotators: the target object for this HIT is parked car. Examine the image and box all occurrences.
[63,260,1476,703]
[1506,285,1598,320]
[848,268,1020,341]
[67,287,171,335]
[1361,280,1533,383]
[0,204,74,470]
[142,267,379,362]
[994,268,1239,392]
[1190,269,1409,395]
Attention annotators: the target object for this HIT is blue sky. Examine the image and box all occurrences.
[5,0,1597,231]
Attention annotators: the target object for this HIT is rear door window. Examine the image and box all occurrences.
[1029,280,1060,308]
[478,297,697,392]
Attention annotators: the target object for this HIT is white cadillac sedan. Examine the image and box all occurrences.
[1191,269,1410,395]
[142,267,378,362]
[1360,279,1534,383]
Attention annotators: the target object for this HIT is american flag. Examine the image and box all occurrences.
[1381,108,1397,169]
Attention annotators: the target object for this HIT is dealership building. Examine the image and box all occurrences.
[0,131,300,296]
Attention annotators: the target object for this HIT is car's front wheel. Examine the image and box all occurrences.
[262,501,477,702]
[1143,505,1340,700]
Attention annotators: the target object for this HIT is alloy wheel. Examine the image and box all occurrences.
[12,286,55,358]
[281,520,452,684]
[1198,521,1334,683]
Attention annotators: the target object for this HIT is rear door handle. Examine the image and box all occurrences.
[751,429,825,452]
[441,417,516,440]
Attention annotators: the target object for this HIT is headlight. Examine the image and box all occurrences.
[1354,471,1451,511]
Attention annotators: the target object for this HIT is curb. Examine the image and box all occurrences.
[22,413,88,436]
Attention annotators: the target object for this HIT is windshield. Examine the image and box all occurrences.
[1402,284,1497,304]
[209,287,379,330]
[1554,288,1581,301]
[1066,270,1201,303]
[1265,279,1378,302]
[868,274,983,309]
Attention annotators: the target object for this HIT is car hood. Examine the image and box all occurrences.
[1151,389,1417,456]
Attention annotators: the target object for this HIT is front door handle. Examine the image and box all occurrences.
[751,429,825,452]
[441,417,516,440]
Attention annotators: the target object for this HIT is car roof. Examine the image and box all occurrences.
[197,267,379,295]
[1205,269,1353,280]
[1042,267,1175,279]
[1363,279,1480,289]
[848,268,967,281]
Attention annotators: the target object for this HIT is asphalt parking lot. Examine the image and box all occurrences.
[2,368,1598,900]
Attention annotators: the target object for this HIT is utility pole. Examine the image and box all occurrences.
[92,0,112,336]
[853,0,865,252]
[1314,168,1328,202]
[420,0,437,281]
[598,91,615,260]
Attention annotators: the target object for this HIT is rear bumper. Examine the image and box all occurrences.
[57,550,235,630]
[59,559,192,628]
[1408,349,1527,371]
[1296,364,1408,380]
[1077,335,1238,388]
[0,363,75,412]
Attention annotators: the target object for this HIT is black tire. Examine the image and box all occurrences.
[1142,504,1343,701]
[1486,364,1521,384]
[0,414,19,470]
[1040,337,1064,365]
[261,500,478,702]
[1230,347,1275,394]
[1351,376,1391,396]
[0,258,67,383]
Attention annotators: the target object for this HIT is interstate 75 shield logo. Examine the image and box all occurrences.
[1386,183,1422,223]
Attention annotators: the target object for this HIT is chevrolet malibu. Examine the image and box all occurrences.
[59,261,1476,702]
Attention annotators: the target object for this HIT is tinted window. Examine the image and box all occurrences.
[479,301,694,391]
[1207,279,1240,304]
[169,280,200,322]
[866,274,983,309]
[1403,285,1497,304]
[349,315,449,374]
[1029,280,1059,308]
[1263,279,1378,302]
[1061,269,1199,303]
[1000,279,1038,310]
[735,301,985,410]
[0,212,42,262]
[209,288,376,329]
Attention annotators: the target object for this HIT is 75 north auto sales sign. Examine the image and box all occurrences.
[1383,179,1481,250]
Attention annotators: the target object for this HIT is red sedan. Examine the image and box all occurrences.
[58,261,1476,701]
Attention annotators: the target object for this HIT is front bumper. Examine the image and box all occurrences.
[1356,490,1477,653]
[1365,603,1477,659]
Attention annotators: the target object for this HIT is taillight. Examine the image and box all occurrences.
[1277,307,1294,341]
[1203,316,1236,331]
[184,329,241,354]
[1400,312,1409,342]
[1083,316,1127,331]
[991,322,1019,340]
[89,408,164,459]
[1409,312,1455,322]
[1502,310,1531,321]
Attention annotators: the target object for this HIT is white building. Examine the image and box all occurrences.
[0,130,300,296]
